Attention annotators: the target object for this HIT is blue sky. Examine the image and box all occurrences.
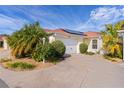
[0,5,124,34]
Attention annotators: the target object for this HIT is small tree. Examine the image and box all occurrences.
[32,40,66,62]
[7,22,50,57]
[32,43,58,62]
[101,21,123,58]
[32,43,49,62]
[80,43,88,54]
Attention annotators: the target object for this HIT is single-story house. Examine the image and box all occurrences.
[0,29,103,54]
[45,29,103,54]
[45,29,83,54]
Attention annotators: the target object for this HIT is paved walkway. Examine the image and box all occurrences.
[1,54,124,88]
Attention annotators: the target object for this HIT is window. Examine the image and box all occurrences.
[92,39,97,49]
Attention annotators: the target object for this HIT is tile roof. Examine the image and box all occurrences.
[84,31,100,38]
[44,29,70,36]
[44,29,83,36]
[0,35,7,41]
[0,35,4,41]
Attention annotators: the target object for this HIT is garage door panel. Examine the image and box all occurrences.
[66,45,77,54]
[56,38,78,54]
[57,38,78,45]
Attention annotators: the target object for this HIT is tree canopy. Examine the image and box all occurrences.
[101,20,124,58]
[7,22,50,57]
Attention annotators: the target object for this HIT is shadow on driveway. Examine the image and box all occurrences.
[0,79,9,88]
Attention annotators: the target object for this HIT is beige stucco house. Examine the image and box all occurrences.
[45,29,83,54]
[45,29,103,54]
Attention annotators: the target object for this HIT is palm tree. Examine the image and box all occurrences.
[102,20,124,58]
[7,22,50,57]
[114,20,124,30]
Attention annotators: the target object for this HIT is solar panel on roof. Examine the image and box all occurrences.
[64,29,83,35]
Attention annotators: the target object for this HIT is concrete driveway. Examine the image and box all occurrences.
[0,79,9,88]
[0,50,10,59]
[1,54,124,88]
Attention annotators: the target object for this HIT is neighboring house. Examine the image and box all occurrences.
[0,36,3,48]
[0,35,9,50]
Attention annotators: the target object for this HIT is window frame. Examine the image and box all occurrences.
[92,39,97,49]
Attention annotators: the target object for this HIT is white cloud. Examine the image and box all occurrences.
[76,6,124,32]
[90,6,123,22]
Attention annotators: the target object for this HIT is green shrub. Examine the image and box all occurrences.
[46,45,59,62]
[32,43,49,62]
[79,43,88,54]
[86,52,95,55]
[103,54,118,62]
[32,40,66,63]
[7,62,36,70]
[51,40,66,57]
[32,43,58,62]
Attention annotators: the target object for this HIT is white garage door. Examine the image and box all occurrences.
[65,45,77,54]
[57,38,78,54]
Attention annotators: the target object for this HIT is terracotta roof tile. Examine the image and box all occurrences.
[0,36,4,41]
[84,31,100,38]
[44,29,99,38]
[44,29,74,36]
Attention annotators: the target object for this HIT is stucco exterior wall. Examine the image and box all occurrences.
[49,36,55,43]
[87,37,103,54]
[77,42,82,53]
[3,39,9,50]
[49,34,104,54]
[49,34,83,54]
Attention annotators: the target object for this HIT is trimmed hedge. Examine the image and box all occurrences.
[51,40,66,57]
[79,43,88,54]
